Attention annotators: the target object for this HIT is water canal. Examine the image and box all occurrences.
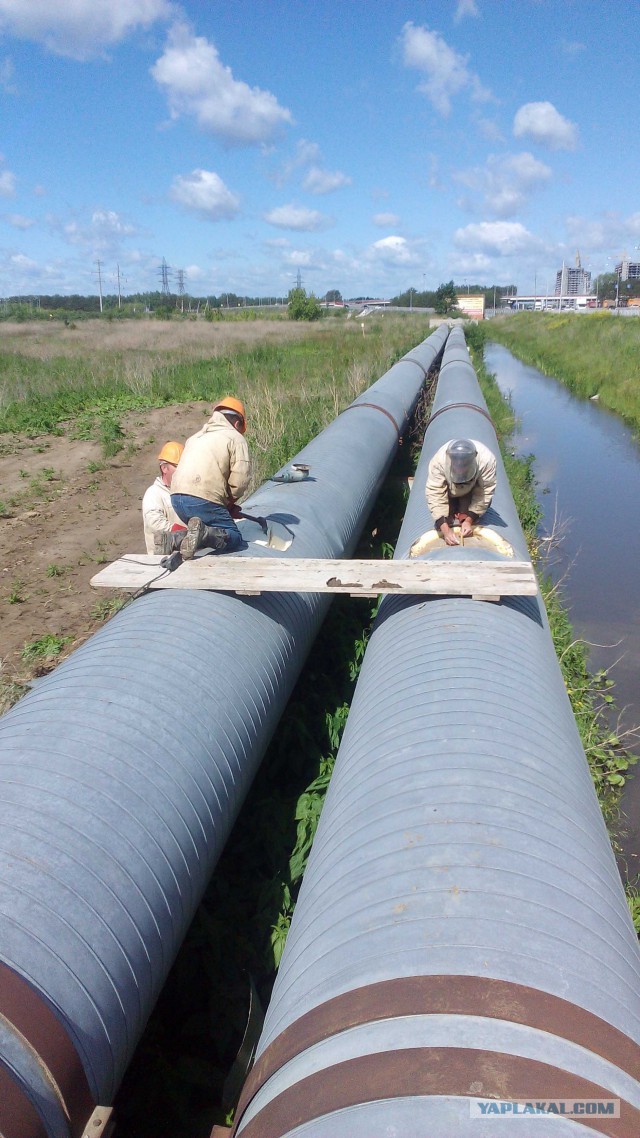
[484,342,640,875]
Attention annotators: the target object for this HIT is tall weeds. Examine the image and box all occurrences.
[485,312,640,426]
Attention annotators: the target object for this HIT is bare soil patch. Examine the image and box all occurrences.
[0,402,212,693]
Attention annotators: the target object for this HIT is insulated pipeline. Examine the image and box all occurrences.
[231,326,640,1138]
[0,324,449,1138]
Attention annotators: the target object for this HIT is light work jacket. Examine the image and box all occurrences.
[170,411,250,507]
[142,477,182,553]
[425,439,497,526]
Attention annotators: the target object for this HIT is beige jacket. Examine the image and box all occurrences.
[142,477,183,554]
[171,411,250,506]
[426,439,497,525]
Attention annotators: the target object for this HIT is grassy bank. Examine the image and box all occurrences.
[0,313,425,492]
[466,321,639,933]
[485,311,640,428]
[467,321,637,821]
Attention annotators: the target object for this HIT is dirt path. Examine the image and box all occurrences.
[0,402,212,700]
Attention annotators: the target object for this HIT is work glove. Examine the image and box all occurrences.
[228,502,243,519]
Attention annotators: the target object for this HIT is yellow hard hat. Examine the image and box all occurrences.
[157,441,184,465]
[214,396,246,434]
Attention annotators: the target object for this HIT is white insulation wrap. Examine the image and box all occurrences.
[0,324,449,1138]
[232,327,640,1138]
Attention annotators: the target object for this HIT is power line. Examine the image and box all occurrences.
[158,257,172,296]
[94,259,104,312]
[176,268,186,313]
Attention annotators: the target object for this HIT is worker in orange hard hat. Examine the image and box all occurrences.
[142,440,186,554]
[170,396,250,558]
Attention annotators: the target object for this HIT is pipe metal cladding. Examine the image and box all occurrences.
[232,327,640,1138]
[0,324,450,1138]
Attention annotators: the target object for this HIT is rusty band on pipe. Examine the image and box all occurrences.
[400,356,430,378]
[0,1063,48,1138]
[426,401,497,434]
[234,1048,640,1138]
[232,976,640,1133]
[0,961,95,1138]
[340,402,401,435]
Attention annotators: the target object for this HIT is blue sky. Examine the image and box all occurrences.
[0,0,638,300]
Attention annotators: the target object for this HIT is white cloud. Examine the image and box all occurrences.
[0,55,16,92]
[274,139,320,186]
[369,235,419,266]
[5,213,35,228]
[280,248,315,268]
[152,22,293,145]
[400,21,492,116]
[454,0,479,22]
[169,169,240,220]
[513,101,578,151]
[564,211,640,254]
[302,166,351,194]
[263,204,332,232]
[91,210,136,242]
[373,212,400,227]
[10,252,38,271]
[455,151,552,217]
[0,163,16,196]
[474,115,504,143]
[55,208,137,250]
[0,0,174,60]
[454,220,540,256]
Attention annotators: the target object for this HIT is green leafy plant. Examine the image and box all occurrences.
[21,633,72,662]
[45,563,66,577]
[7,579,26,604]
[91,597,127,621]
[99,414,125,457]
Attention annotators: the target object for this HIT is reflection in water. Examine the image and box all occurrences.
[485,342,640,870]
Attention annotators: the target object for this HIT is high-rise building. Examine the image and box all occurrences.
[555,250,592,296]
[615,254,640,281]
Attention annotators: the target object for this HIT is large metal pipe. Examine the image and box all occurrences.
[0,324,449,1138]
[232,327,640,1137]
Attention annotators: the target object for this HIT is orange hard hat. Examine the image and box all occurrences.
[157,441,184,465]
[214,396,246,433]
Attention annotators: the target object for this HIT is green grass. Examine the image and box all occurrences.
[0,317,422,442]
[7,579,26,604]
[91,596,127,621]
[468,332,637,820]
[21,633,72,662]
[481,312,640,428]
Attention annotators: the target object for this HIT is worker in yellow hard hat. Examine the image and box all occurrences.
[170,397,250,558]
[142,440,186,554]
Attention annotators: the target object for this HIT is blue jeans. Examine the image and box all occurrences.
[171,494,243,552]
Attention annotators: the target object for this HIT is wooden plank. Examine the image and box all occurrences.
[91,555,537,597]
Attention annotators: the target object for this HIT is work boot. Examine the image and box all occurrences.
[154,529,186,555]
[202,525,229,552]
[181,518,229,559]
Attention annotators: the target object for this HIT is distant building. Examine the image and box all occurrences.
[615,256,640,281]
[555,251,591,297]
